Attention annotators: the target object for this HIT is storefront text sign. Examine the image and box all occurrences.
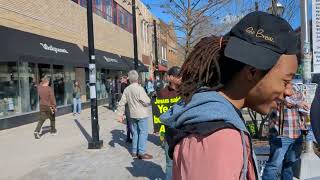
[39,43,68,54]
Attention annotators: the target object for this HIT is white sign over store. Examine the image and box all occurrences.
[312,0,320,72]
[39,43,69,54]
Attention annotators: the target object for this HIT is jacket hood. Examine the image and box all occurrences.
[160,91,248,133]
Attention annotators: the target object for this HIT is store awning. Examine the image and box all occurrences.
[84,47,130,71]
[123,56,149,72]
[0,26,88,67]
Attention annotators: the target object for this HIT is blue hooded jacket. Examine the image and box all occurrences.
[160,91,260,180]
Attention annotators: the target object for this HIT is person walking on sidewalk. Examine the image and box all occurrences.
[121,76,133,143]
[146,78,155,97]
[160,11,300,180]
[73,81,82,116]
[34,75,57,139]
[263,84,310,180]
[117,70,153,160]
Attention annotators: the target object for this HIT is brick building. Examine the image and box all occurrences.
[157,20,183,72]
[0,0,157,129]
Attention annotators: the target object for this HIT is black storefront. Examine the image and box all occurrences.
[0,26,148,130]
[0,26,90,129]
[83,47,148,101]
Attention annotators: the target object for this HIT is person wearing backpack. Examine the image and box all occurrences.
[160,11,300,180]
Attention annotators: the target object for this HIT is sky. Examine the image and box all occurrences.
[141,0,313,30]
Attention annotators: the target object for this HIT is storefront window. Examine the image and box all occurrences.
[0,62,20,118]
[64,65,75,105]
[96,69,102,99]
[85,68,90,101]
[38,64,51,83]
[85,68,108,100]
[19,62,39,112]
[52,65,65,106]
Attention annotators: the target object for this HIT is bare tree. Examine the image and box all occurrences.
[146,0,231,59]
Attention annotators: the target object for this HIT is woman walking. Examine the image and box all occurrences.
[73,81,82,116]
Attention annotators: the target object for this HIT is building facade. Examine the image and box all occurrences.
[0,0,156,129]
[157,20,183,72]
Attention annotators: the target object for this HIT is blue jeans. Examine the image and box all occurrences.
[131,117,149,154]
[262,136,303,180]
[164,141,172,180]
[73,98,81,114]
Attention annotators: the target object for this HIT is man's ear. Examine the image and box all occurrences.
[244,66,262,82]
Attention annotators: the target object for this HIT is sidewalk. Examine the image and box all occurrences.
[0,106,165,180]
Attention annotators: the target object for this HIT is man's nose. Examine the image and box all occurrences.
[284,83,293,97]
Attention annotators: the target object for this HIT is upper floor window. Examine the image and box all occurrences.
[103,0,112,22]
[79,0,87,7]
[73,0,132,33]
[94,0,103,16]
[116,4,132,33]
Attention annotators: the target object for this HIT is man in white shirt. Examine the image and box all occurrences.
[117,70,153,159]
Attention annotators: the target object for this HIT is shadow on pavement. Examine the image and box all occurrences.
[108,129,131,153]
[41,126,52,136]
[126,159,165,180]
[74,119,92,142]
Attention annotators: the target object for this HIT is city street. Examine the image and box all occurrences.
[0,106,165,180]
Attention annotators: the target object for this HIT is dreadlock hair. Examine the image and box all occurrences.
[178,36,247,103]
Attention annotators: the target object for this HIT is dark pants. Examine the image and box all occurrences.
[35,105,56,133]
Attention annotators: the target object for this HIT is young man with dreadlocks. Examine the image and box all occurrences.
[160,12,300,180]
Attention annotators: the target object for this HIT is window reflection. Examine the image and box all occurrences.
[0,62,20,117]
[53,65,65,106]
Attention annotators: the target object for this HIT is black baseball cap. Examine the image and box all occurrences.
[167,66,181,76]
[224,11,300,70]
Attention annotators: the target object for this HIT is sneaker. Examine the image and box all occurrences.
[50,130,58,136]
[73,113,76,116]
[34,132,41,139]
[138,153,153,160]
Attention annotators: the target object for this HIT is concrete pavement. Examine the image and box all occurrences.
[0,106,165,180]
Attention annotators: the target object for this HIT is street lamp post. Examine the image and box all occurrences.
[153,19,159,81]
[300,0,312,83]
[132,0,139,70]
[86,0,103,149]
[267,0,284,16]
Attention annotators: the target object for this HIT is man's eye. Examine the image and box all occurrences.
[284,80,291,86]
